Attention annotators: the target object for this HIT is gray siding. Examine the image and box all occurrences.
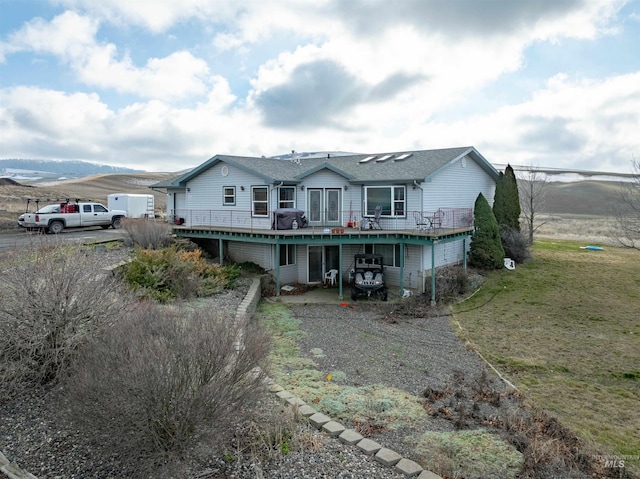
[422,154,496,210]
[186,161,272,228]
[227,241,273,270]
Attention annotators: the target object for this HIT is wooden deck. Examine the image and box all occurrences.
[172,224,474,244]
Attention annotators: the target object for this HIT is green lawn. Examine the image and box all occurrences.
[454,240,640,472]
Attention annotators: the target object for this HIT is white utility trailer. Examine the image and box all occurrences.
[107,193,155,218]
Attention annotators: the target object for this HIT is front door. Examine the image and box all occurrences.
[308,245,340,283]
[307,188,342,226]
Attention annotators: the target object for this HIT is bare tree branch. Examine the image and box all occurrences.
[517,165,551,245]
[612,157,640,249]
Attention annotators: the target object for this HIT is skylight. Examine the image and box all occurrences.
[375,154,393,162]
[359,155,377,163]
[394,153,413,161]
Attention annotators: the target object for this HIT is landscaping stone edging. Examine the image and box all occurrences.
[239,281,443,479]
[0,452,37,479]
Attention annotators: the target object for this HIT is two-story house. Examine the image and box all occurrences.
[151,146,499,301]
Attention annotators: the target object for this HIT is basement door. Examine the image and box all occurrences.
[308,245,340,283]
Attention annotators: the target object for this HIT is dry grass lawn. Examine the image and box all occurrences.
[454,239,640,473]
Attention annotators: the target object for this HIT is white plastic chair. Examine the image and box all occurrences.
[324,269,338,286]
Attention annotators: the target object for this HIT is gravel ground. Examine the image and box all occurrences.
[287,302,511,465]
[0,246,511,478]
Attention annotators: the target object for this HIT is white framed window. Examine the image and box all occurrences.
[252,186,268,216]
[223,186,236,205]
[279,187,295,209]
[364,186,406,217]
[364,243,402,267]
[279,244,296,266]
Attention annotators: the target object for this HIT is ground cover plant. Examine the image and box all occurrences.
[121,245,239,301]
[454,239,640,475]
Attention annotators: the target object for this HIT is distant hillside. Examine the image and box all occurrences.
[0,172,175,220]
[540,180,625,216]
[0,159,142,179]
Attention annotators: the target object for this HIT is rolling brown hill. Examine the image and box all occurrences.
[0,172,177,228]
[540,180,626,216]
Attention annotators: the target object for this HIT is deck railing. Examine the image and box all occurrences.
[170,207,474,235]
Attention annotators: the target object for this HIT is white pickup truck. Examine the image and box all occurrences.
[22,202,127,234]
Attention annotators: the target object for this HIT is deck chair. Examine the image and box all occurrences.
[432,209,444,230]
[414,211,431,231]
[324,269,338,286]
[360,205,382,230]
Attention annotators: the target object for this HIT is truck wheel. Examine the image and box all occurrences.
[48,221,64,234]
[112,217,123,229]
[381,288,388,301]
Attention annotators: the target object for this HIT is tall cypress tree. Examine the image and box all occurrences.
[493,171,507,227]
[469,193,505,269]
[503,164,521,231]
[493,165,522,231]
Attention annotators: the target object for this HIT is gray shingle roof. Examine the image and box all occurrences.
[150,146,498,189]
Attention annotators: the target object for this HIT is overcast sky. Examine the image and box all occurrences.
[1,0,639,173]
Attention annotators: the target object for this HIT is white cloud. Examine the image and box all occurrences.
[2,66,638,172]
[426,72,640,172]
[53,0,230,33]
[0,10,99,62]
[0,87,113,158]
[1,11,211,100]
[0,0,636,173]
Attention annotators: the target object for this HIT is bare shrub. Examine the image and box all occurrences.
[0,242,132,398]
[65,302,270,471]
[121,217,173,249]
[426,265,470,303]
[501,227,531,264]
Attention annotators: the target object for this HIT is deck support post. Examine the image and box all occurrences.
[275,240,281,296]
[463,237,467,270]
[219,238,224,265]
[399,242,405,295]
[430,240,437,306]
[338,243,343,299]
